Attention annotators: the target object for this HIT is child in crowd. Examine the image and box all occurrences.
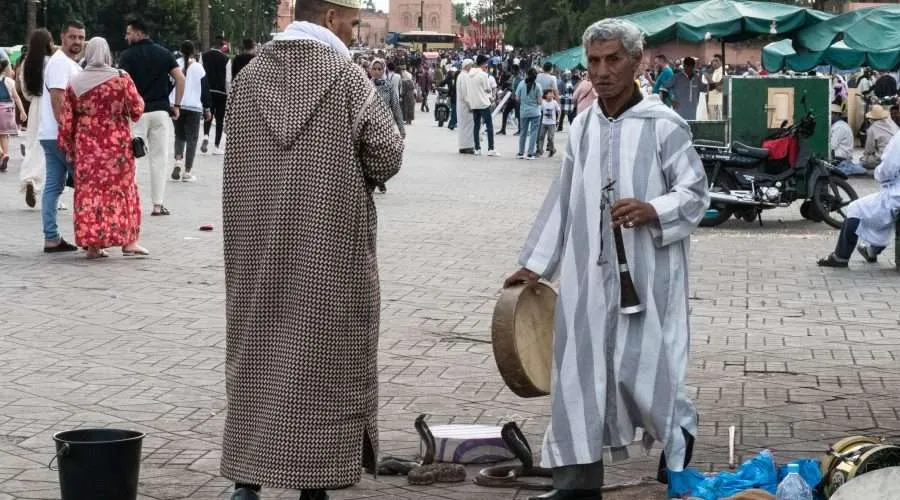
[536,88,560,157]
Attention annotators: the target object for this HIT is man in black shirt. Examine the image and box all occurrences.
[119,18,185,216]
[230,38,257,83]
[202,36,229,155]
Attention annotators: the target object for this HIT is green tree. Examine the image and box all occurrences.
[453,2,470,27]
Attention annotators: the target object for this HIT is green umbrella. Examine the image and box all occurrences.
[762,38,900,72]
[547,46,585,71]
[795,5,900,53]
[620,0,832,45]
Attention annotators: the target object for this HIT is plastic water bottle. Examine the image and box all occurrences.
[775,463,813,500]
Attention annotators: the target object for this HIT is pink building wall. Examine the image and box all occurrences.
[389,0,454,34]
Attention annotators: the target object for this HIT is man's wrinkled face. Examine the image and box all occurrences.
[587,40,640,101]
[62,27,85,57]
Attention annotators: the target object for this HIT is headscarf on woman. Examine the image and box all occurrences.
[370,58,387,84]
[69,37,119,97]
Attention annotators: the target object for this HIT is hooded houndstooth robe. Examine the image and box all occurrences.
[220,35,404,489]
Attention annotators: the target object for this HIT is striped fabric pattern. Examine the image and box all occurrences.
[518,96,709,471]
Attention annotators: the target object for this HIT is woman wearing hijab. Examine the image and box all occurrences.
[368,58,405,194]
[58,37,148,259]
[369,59,405,139]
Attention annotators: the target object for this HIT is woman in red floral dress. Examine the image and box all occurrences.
[58,37,147,259]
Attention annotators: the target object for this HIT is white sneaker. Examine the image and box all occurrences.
[181,172,197,182]
[200,136,209,154]
[515,154,524,159]
[214,147,225,155]
[58,201,68,210]
[487,150,500,157]
[474,150,482,156]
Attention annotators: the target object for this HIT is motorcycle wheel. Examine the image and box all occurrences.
[812,177,859,229]
[700,175,735,228]
[799,200,823,222]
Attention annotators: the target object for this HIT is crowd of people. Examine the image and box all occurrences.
[2,20,258,257]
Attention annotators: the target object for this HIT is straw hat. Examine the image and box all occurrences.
[866,105,890,120]
[831,104,843,114]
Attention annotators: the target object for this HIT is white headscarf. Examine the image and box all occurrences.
[70,37,120,97]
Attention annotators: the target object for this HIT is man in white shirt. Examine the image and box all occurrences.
[706,54,724,121]
[465,54,498,156]
[830,105,864,176]
[39,20,84,253]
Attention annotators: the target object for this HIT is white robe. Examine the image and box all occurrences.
[19,92,44,193]
[456,69,475,151]
[848,131,900,247]
[519,96,709,471]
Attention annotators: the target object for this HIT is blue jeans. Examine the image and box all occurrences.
[472,108,494,151]
[40,140,74,242]
[448,102,457,129]
[517,116,540,156]
[834,217,885,260]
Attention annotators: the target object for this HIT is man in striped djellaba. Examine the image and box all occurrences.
[504,18,709,500]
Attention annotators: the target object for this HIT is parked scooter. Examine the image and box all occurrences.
[697,96,859,229]
[434,87,450,127]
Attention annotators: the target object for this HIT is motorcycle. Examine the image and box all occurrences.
[696,96,859,229]
[434,87,451,127]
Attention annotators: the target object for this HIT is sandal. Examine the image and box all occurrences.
[0,154,8,172]
[86,249,109,260]
[122,246,150,256]
[151,206,171,216]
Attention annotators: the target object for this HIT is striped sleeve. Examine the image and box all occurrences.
[518,121,576,278]
[647,122,709,247]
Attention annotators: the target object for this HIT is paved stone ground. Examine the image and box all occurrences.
[0,111,897,500]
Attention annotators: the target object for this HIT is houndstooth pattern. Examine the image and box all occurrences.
[220,39,404,490]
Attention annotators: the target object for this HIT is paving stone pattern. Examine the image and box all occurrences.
[0,117,896,500]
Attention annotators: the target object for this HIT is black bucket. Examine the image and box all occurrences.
[50,428,145,500]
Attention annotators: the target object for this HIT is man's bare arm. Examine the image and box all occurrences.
[51,88,66,124]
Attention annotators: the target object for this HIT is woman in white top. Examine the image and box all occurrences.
[170,40,211,182]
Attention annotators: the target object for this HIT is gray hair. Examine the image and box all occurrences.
[582,19,644,59]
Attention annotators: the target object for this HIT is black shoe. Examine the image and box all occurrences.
[817,254,849,268]
[171,166,181,181]
[25,183,36,208]
[230,488,260,500]
[43,238,78,253]
[528,490,601,500]
[299,490,328,500]
[657,427,695,484]
[549,150,556,157]
[498,130,507,135]
[20,143,26,157]
[857,245,878,263]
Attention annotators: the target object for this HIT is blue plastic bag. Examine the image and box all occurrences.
[667,449,781,499]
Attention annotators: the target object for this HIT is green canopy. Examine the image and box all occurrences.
[795,5,900,53]
[2,46,22,66]
[620,0,832,44]
[547,46,585,71]
[762,38,900,72]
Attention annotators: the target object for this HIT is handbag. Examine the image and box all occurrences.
[118,71,146,158]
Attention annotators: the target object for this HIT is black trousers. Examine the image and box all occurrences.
[203,92,227,147]
[501,102,519,133]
